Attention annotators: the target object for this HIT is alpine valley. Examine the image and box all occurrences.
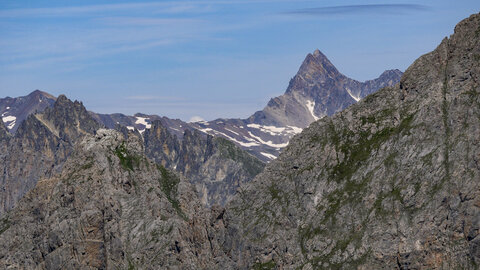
[0,12,479,270]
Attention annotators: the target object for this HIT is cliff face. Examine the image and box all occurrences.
[0,130,232,269]
[220,12,480,269]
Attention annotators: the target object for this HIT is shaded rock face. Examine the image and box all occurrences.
[144,121,265,207]
[0,90,56,133]
[249,50,403,129]
[0,120,9,141]
[220,13,480,269]
[0,130,233,269]
[0,96,101,216]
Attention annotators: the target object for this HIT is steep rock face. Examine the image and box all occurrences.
[0,96,101,216]
[221,13,480,269]
[0,130,232,269]
[40,95,100,143]
[0,90,56,133]
[144,121,265,207]
[0,120,9,141]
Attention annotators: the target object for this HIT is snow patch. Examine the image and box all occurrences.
[306,100,319,121]
[224,128,239,136]
[2,115,16,130]
[198,128,260,147]
[346,88,360,102]
[135,117,151,134]
[260,152,277,160]
[189,116,205,123]
[135,116,151,128]
[126,126,135,131]
[287,126,303,134]
[198,128,213,133]
[248,131,289,148]
[247,123,301,136]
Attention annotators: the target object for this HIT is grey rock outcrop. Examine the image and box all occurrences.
[219,12,480,269]
[0,120,9,141]
[0,129,232,269]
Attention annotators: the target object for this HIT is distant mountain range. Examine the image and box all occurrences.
[0,50,402,213]
[1,50,401,162]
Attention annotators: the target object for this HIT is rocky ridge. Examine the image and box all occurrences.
[0,129,232,269]
[0,95,264,213]
[0,95,101,216]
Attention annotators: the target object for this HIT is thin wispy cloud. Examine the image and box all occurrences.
[285,4,430,16]
[125,95,185,101]
[0,0,309,18]
[0,2,188,18]
[97,17,202,26]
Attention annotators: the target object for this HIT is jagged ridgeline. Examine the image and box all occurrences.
[0,94,265,216]
[0,95,101,216]
[221,12,480,269]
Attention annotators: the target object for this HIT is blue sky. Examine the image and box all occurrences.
[0,1,479,121]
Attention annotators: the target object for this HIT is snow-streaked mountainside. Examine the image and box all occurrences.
[190,50,402,161]
[0,51,401,162]
[0,90,56,133]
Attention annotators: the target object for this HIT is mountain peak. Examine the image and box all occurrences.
[41,94,101,142]
[284,49,342,97]
[379,69,403,78]
[55,94,68,103]
[29,90,56,100]
[296,49,341,80]
[312,49,331,61]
